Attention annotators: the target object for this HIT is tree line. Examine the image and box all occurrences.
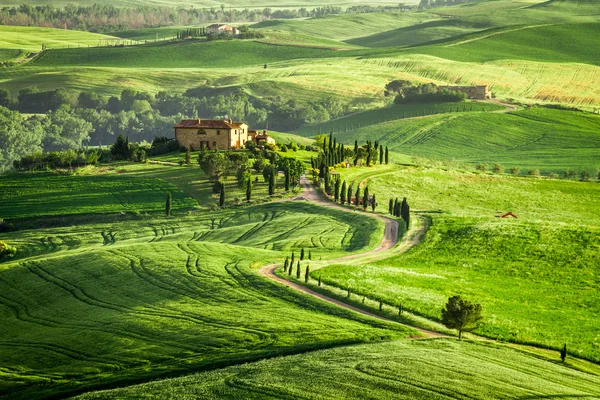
[385,80,467,104]
[0,4,409,33]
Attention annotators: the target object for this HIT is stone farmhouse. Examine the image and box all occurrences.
[174,118,274,150]
[206,24,240,35]
[438,85,492,100]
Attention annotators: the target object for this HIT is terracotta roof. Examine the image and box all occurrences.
[174,119,245,129]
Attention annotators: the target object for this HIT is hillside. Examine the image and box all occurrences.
[332,107,600,173]
[76,340,600,399]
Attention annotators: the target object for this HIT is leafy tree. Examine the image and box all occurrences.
[363,186,369,210]
[580,170,590,181]
[219,184,225,208]
[476,163,488,172]
[0,106,44,171]
[78,91,105,109]
[441,295,483,340]
[305,265,310,283]
[340,181,347,204]
[510,167,521,176]
[492,163,504,174]
[110,134,130,160]
[0,89,14,109]
[560,344,567,363]
[0,241,16,260]
[246,177,252,202]
[198,151,234,180]
[165,192,172,216]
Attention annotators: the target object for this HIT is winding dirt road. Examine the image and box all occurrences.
[259,176,444,338]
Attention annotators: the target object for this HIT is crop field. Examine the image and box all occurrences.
[0,194,398,399]
[317,164,600,361]
[332,107,600,173]
[0,169,197,220]
[76,339,600,399]
[0,26,128,52]
[294,101,504,136]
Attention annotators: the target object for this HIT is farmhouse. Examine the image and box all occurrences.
[206,23,240,35]
[438,85,492,100]
[248,129,276,145]
[175,119,249,150]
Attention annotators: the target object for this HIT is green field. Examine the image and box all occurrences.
[0,184,400,398]
[331,107,600,173]
[315,164,600,362]
[0,26,128,52]
[0,0,404,7]
[76,340,600,399]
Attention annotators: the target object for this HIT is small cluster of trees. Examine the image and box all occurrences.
[390,197,410,229]
[0,241,16,261]
[283,248,312,282]
[418,0,478,10]
[476,162,599,182]
[385,80,467,104]
[13,148,101,171]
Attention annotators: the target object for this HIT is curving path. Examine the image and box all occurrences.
[259,176,445,338]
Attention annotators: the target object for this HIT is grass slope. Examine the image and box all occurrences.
[77,340,600,399]
[0,199,401,399]
[0,0,403,7]
[320,164,600,361]
[333,107,600,173]
[0,26,126,52]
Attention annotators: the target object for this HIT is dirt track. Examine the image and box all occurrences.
[259,176,444,338]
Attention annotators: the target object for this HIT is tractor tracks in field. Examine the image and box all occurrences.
[259,176,445,338]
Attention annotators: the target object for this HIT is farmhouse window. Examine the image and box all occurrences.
[217,129,220,135]
[212,141,217,148]
[198,129,207,135]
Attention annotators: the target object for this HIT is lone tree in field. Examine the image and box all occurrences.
[219,184,225,208]
[560,344,567,363]
[246,178,252,202]
[165,192,172,216]
[441,295,483,340]
[0,241,17,260]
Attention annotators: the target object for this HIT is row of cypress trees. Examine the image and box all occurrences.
[389,197,410,228]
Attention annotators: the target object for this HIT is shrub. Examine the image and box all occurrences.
[580,170,590,181]
[549,173,558,179]
[509,167,521,176]
[475,163,488,172]
[528,168,540,176]
[492,163,504,174]
[0,241,16,260]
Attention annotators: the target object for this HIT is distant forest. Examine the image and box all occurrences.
[0,4,415,32]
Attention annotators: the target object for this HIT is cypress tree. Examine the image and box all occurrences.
[354,186,360,206]
[291,251,295,266]
[389,198,394,215]
[329,132,333,153]
[385,146,389,164]
[371,194,377,212]
[379,146,383,165]
[379,299,383,311]
[353,155,358,167]
[347,184,352,205]
[318,275,321,286]
[308,250,312,260]
[296,261,301,279]
[305,265,310,283]
[347,287,351,298]
[363,186,369,210]
[165,192,172,216]
[268,168,275,195]
[354,139,358,154]
[398,304,403,315]
[246,178,252,202]
[284,168,289,191]
[300,248,305,260]
[394,198,400,217]
[560,344,567,363]
[219,184,225,208]
[288,261,292,276]
[340,181,347,204]
[401,197,408,221]
[283,257,289,272]
[334,179,340,202]
[405,204,410,229]
[366,152,371,167]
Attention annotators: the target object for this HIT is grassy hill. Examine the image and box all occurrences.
[76,340,600,399]
[0,0,404,7]
[332,107,600,173]
[0,26,128,52]
[0,161,410,399]
[318,163,600,362]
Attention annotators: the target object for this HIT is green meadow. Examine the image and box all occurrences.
[317,164,600,361]
[332,107,600,173]
[77,340,600,399]
[0,170,397,398]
